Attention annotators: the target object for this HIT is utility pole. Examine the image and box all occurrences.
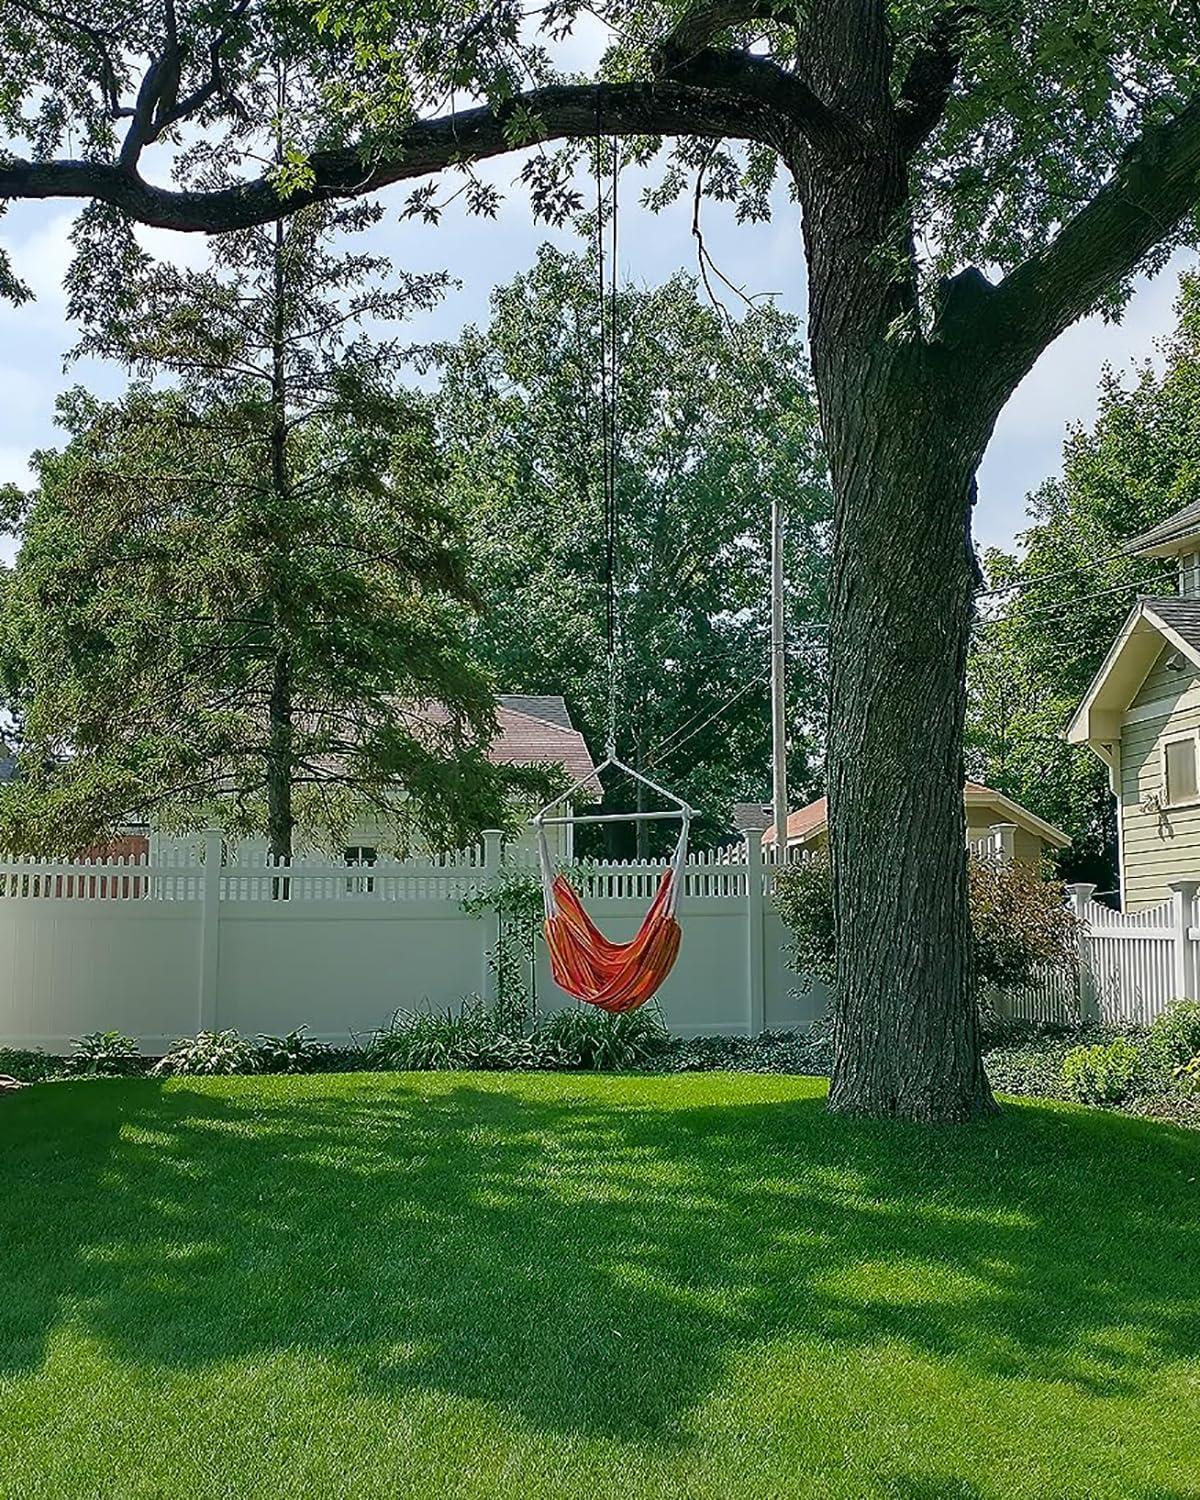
[770,492,787,864]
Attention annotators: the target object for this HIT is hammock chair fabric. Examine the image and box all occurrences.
[536,818,688,1013]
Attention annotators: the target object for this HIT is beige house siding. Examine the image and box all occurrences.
[964,810,1045,867]
[789,809,1054,865]
[1120,660,1200,907]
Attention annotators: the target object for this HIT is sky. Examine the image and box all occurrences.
[0,158,1194,564]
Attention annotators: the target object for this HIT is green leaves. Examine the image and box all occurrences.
[433,244,831,848]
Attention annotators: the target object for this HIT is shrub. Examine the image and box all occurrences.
[254,1027,338,1075]
[774,852,1079,998]
[534,1006,670,1071]
[66,1030,142,1076]
[0,1047,55,1083]
[365,1001,534,1071]
[1147,1001,1200,1074]
[1174,1055,1200,1094]
[969,860,1079,992]
[153,1029,259,1076]
[1061,1038,1143,1105]
[771,856,835,988]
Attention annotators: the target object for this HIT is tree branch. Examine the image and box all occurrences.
[936,94,1200,384]
[0,66,814,232]
[894,4,975,154]
[118,0,250,169]
[653,0,795,70]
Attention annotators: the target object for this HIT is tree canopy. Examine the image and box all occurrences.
[0,176,540,856]
[968,273,1200,888]
[434,245,830,850]
[7,1,1200,1117]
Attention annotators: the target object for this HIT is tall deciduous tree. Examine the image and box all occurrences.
[5,2,1200,1118]
[968,271,1200,889]
[435,245,831,853]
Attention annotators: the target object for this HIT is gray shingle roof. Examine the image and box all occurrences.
[1143,596,1200,656]
[497,694,574,731]
[1126,500,1200,555]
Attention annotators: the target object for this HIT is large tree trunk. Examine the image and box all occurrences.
[788,43,1000,1119]
[823,394,996,1121]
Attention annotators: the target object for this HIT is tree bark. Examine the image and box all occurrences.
[266,644,294,863]
[786,19,998,1118]
[823,390,996,1121]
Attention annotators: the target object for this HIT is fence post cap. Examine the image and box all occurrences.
[1167,878,1200,895]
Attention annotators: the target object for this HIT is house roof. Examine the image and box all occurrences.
[497,694,574,732]
[1066,596,1200,753]
[489,700,601,797]
[764,782,1069,850]
[1125,501,1200,559]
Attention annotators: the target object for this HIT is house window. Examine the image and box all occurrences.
[344,845,377,894]
[1163,735,1199,806]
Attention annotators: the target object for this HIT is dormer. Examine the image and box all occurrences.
[1126,499,1200,598]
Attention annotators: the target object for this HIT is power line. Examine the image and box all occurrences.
[974,540,1172,600]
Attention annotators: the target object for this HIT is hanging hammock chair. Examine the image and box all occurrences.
[534,758,693,1013]
[528,122,693,1014]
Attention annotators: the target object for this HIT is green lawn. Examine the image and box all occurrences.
[2,1074,1199,1500]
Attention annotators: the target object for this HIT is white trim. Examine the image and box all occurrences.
[1161,726,1200,809]
[962,786,1071,848]
[1142,605,1200,672]
[1065,601,1146,744]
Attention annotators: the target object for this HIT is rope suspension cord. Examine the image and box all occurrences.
[529,106,694,1014]
[594,101,621,758]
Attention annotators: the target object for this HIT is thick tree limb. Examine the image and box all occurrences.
[894,5,975,154]
[118,0,251,169]
[0,61,828,232]
[653,0,796,69]
[937,94,1200,383]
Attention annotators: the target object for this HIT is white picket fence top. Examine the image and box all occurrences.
[0,833,772,905]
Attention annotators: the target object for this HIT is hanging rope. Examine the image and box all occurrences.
[593,108,622,759]
[527,117,693,1015]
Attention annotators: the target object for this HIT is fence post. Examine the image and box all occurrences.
[1168,879,1199,1000]
[1066,882,1098,1023]
[197,827,223,1033]
[743,825,766,1036]
[480,830,504,1005]
[989,822,1017,866]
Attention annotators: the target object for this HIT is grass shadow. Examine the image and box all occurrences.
[1,1073,1199,1454]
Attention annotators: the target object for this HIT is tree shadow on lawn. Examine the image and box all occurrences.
[1,1074,1199,1448]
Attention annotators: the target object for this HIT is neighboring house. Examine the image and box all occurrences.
[149,694,600,865]
[763,781,1070,867]
[1067,502,1200,909]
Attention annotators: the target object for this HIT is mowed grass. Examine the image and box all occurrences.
[2,1075,1199,1500]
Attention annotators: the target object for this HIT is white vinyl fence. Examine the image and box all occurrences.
[0,830,824,1053]
[998,880,1200,1028]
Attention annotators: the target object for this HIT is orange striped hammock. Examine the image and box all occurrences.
[536,820,688,1013]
